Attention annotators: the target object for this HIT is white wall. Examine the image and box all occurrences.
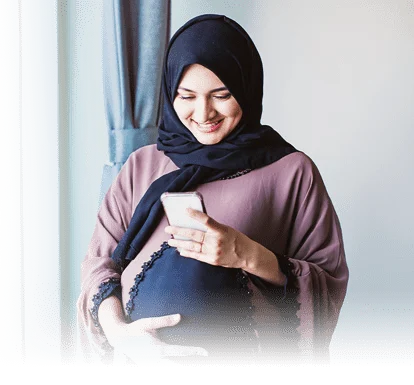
[170,0,414,364]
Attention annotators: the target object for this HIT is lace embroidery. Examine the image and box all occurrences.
[90,277,121,329]
[266,254,300,350]
[220,168,252,180]
[125,241,171,319]
[236,270,258,348]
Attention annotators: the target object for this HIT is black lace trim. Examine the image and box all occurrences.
[275,257,300,351]
[220,168,252,180]
[125,241,171,320]
[90,277,121,330]
[257,271,289,299]
[244,255,302,367]
[237,270,260,362]
[275,254,294,299]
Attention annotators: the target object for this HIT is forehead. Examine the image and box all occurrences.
[177,64,225,91]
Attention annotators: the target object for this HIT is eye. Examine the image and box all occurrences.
[213,93,232,100]
[177,95,195,100]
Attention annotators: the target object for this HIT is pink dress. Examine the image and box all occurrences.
[77,144,349,362]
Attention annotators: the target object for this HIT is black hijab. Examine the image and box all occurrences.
[111,14,297,269]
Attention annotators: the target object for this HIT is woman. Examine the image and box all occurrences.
[77,14,348,364]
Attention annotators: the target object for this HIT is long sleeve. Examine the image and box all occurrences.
[76,155,135,362]
[284,154,349,359]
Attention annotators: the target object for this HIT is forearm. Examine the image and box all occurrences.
[98,296,127,345]
[243,241,287,286]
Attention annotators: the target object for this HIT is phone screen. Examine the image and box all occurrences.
[161,192,207,241]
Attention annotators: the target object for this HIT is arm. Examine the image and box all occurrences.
[98,296,128,346]
[77,153,208,362]
[76,155,135,361]
[240,154,348,357]
[282,154,348,357]
[164,210,288,286]
[243,241,287,286]
[164,153,348,357]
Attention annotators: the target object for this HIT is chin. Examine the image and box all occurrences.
[192,128,230,145]
[186,127,220,144]
[195,135,222,145]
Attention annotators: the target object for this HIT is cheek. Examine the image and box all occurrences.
[173,100,192,120]
[220,103,243,120]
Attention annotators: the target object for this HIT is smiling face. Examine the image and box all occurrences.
[173,64,243,145]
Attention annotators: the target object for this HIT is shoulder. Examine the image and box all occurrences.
[128,144,169,166]
[264,151,321,183]
[113,144,175,190]
[124,144,176,176]
[278,151,314,169]
[116,144,177,186]
[254,151,328,203]
[112,144,176,208]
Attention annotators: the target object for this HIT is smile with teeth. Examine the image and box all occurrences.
[192,119,224,132]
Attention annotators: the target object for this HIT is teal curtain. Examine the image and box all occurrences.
[99,0,170,205]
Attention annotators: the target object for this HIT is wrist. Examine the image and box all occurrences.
[243,240,262,271]
[244,242,286,286]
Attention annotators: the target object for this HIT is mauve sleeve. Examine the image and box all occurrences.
[76,155,135,362]
[284,154,349,357]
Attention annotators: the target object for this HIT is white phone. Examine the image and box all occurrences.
[160,191,207,241]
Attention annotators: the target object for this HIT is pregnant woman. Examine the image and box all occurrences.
[77,14,349,364]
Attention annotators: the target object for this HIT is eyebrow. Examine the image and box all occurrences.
[177,86,229,93]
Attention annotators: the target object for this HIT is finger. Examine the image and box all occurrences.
[178,248,223,267]
[167,238,203,252]
[177,248,204,261]
[159,344,209,358]
[164,225,174,234]
[135,314,181,332]
[186,208,222,230]
[165,226,206,243]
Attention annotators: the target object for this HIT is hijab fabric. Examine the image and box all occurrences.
[111,14,297,269]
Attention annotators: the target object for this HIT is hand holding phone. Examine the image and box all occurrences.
[160,192,207,241]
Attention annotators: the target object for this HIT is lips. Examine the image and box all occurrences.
[192,119,224,133]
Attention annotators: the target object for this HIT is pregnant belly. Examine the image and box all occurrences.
[125,242,258,356]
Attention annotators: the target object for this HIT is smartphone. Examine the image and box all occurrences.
[160,191,207,241]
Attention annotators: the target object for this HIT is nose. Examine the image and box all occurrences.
[192,97,216,123]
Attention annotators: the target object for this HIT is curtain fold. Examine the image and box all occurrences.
[99,0,170,205]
